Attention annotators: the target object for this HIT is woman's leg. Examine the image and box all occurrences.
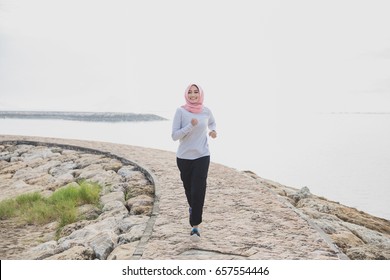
[176,157,193,208]
[190,156,210,227]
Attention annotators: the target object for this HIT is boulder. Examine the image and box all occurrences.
[117,166,137,178]
[101,191,125,205]
[126,195,154,215]
[107,241,139,260]
[89,231,118,260]
[46,245,95,260]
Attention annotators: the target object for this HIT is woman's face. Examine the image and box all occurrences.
[188,85,200,103]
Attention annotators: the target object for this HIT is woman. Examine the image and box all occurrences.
[172,83,217,241]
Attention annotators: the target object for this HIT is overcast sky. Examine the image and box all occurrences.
[1,0,389,118]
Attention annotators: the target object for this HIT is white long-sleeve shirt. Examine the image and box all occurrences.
[171,107,216,160]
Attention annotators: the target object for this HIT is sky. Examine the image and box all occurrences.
[0,0,389,118]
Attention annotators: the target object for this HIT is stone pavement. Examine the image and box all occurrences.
[0,135,347,260]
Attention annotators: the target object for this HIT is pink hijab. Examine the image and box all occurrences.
[182,84,204,114]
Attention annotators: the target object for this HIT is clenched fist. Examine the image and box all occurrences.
[209,130,217,139]
[191,118,198,126]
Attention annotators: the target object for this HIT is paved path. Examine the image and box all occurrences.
[0,135,345,259]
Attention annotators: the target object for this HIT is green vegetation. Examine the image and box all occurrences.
[0,180,101,230]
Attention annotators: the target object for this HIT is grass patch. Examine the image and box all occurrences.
[0,180,101,230]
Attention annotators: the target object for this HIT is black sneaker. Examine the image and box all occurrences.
[190,228,200,242]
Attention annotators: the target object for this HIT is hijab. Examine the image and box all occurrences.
[182,84,204,114]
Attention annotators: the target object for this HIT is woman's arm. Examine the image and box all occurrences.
[171,108,194,141]
[208,110,217,138]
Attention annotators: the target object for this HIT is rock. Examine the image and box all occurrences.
[0,173,12,180]
[127,184,154,198]
[9,145,31,155]
[130,205,152,215]
[331,231,364,249]
[127,171,149,185]
[111,182,129,193]
[74,155,105,169]
[49,162,78,177]
[333,206,390,235]
[78,204,101,220]
[126,195,154,215]
[117,216,149,234]
[102,200,128,213]
[101,191,125,205]
[12,167,44,181]
[346,244,390,260]
[289,186,311,204]
[0,152,11,162]
[0,161,27,175]
[77,169,102,180]
[90,170,122,189]
[99,206,128,221]
[316,220,337,234]
[11,180,30,190]
[103,159,123,172]
[50,147,63,154]
[118,166,137,178]
[25,173,55,187]
[107,241,139,260]
[10,156,23,162]
[89,231,118,260]
[58,220,93,239]
[46,245,95,260]
[58,228,98,251]
[118,223,146,243]
[126,194,154,206]
[24,240,60,260]
[34,160,61,173]
[5,179,44,197]
[21,146,60,162]
[54,172,75,187]
[86,217,122,233]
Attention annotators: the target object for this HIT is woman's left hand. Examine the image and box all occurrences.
[209,130,217,139]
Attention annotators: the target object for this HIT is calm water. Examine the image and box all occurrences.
[0,113,389,220]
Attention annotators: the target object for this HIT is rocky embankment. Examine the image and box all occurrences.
[0,143,154,260]
[246,172,390,260]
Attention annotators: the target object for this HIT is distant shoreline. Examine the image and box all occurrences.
[0,111,167,122]
[328,112,390,115]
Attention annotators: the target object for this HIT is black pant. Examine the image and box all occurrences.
[176,156,210,227]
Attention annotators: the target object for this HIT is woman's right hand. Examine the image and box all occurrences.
[191,118,198,126]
